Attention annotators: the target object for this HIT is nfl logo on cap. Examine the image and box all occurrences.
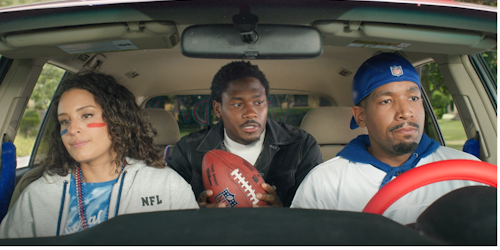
[350,53,421,129]
[390,65,404,77]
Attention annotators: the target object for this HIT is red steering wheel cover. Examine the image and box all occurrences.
[362,159,497,215]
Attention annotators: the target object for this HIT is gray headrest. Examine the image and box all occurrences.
[300,107,367,145]
[143,109,180,145]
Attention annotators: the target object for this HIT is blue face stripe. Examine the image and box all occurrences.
[60,129,68,136]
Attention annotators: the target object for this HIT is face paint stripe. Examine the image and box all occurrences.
[87,123,106,128]
[60,129,68,136]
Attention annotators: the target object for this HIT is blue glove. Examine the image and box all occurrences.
[462,138,480,158]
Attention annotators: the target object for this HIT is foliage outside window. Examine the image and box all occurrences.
[14,64,65,167]
[418,62,468,151]
[454,0,497,6]
[419,62,450,119]
[481,51,497,80]
[1,0,52,8]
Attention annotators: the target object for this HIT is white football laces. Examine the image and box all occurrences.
[231,169,259,205]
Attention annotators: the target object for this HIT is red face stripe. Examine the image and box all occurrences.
[87,122,106,128]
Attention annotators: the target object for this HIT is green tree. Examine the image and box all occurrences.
[430,91,451,119]
[481,51,497,80]
[18,109,40,136]
[420,62,452,119]
[420,62,448,97]
[455,0,497,6]
[0,0,51,8]
[31,64,65,109]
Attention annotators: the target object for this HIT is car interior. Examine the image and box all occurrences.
[0,0,496,245]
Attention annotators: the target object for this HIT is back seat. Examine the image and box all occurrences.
[143,108,180,163]
[300,107,367,162]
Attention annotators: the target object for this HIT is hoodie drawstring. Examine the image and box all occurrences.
[115,171,127,216]
[56,180,68,236]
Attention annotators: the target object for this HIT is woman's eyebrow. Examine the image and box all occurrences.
[58,105,97,117]
[76,105,97,111]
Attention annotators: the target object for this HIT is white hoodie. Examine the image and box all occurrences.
[0,158,198,238]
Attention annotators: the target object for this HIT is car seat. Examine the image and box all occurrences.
[300,107,368,162]
[8,166,43,211]
[143,108,180,164]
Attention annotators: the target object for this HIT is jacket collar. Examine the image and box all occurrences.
[196,118,296,152]
[265,118,295,146]
[195,121,225,152]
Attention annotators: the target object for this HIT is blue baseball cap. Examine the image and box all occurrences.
[350,53,421,129]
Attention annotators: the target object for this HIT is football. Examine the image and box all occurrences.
[202,149,269,207]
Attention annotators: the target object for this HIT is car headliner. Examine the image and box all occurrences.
[0,0,495,101]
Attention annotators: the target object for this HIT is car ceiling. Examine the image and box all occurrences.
[0,0,496,107]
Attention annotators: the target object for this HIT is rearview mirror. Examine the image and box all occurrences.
[181,24,323,59]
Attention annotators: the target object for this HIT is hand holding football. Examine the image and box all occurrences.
[202,149,269,207]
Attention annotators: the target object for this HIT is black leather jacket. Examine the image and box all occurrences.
[168,118,323,207]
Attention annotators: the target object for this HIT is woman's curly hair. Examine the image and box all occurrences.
[38,71,164,178]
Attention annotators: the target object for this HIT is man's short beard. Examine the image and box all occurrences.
[242,136,261,147]
[391,142,418,155]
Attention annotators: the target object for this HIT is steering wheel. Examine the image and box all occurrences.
[362,159,497,215]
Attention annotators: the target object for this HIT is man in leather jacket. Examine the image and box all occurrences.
[168,61,322,208]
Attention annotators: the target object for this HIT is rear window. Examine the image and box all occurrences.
[145,94,332,138]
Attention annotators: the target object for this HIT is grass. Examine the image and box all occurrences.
[13,135,36,157]
[437,119,467,151]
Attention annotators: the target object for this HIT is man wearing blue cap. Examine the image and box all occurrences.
[290,53,480,225]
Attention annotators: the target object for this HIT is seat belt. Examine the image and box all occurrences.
[163,145,173,165]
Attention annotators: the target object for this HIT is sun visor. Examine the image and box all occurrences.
[0,22,179,59]
[181,24,323,59]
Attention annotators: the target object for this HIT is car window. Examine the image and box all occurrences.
[469,51,497,112]
[0,55,13,86]
[1,0,59,8]
[481,51,497,81]
[145,94,332,138]
[418,61,466,150]
[13,64,65,168]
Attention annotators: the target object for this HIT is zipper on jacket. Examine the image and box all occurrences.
[114,171,127,216]
[57,180,68,236]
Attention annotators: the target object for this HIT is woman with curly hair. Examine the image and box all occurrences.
[0,72,198,238]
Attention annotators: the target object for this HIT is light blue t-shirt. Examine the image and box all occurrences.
[64,175,118,235]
